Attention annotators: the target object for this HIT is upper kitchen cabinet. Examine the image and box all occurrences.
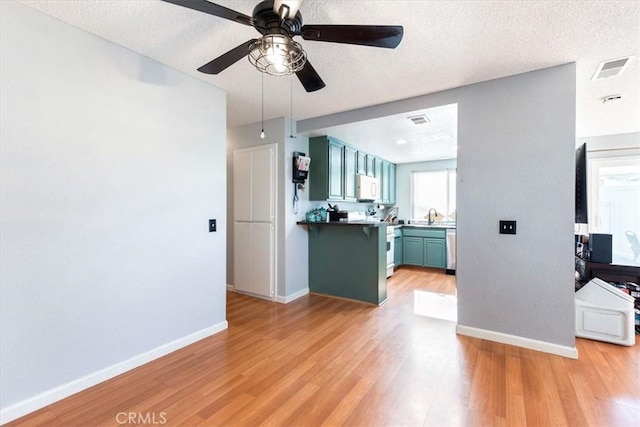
[309,135,397,204]
[389,163,396,205]
[328,140,344,200]
[373,158,384,203]
[344,146,358,201]
[356,151,367,175]
[309,136,345,201]
[381,161,391,204]
[366,154,375,177]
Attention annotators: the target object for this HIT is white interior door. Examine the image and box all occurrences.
[233,150,252,222]
[251,147,274,223]
[232,144,276,300]
[250,222,274,297]
[233,222,253,294]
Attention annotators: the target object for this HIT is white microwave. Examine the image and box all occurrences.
[357,174,379,201]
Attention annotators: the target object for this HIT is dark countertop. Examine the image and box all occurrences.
[401,224,456,230]
[297,221,457,229]
[297,221,387,227]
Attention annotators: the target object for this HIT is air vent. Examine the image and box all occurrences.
[407,114,430,125]
[602,94,622,104]
[592,56,633,80]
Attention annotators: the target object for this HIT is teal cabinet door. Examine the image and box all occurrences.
[366,155,375,177]
[328,140,344,200]
[374,157,383,202]
[357,151,367,175]
[389,163,396,205]
[424,238,446,268]
[394,235,402,266]
[308,136,395,204]
[381,161,390,204]
[403,237,423,266]
[344,146,358,201]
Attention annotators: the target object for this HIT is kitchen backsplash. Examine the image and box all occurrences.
[307,201,399,223]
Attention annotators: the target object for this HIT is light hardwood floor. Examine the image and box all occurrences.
[9,267,640,426]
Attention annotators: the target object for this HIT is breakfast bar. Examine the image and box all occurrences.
[297,221,387,305]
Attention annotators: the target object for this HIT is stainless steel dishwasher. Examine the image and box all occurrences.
[446,228,456,274]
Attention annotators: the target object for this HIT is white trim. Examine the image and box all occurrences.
[0,321,228,425]
[226,284,235,292]
[276,288,309,304]
[456,325,579,359]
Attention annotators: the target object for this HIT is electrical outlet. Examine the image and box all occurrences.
[209,219,217,232]
[499,220,516,235]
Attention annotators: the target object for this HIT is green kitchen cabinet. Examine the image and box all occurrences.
[328,140,344,200]
[344,146,358,201]
[389,163,396,205]
[402,227,446,269]
[381,161,390,204]
[374,157,383,202]
[366,154,375,177]
[403,237,424,266]
[309,136,345,201]
[394,233,403,266]
[309,136,396,204]
[357,151,367,175]
[424,238,446,268]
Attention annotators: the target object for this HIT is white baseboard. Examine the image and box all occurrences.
[0,321,228,425]
[456,325,579,359]
[276,288,309,304]
[226,284,235,292]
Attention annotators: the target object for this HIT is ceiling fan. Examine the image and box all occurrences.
[161,0,404,92]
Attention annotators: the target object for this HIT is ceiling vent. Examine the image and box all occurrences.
[602,94,622,104]
[592,56,633,80]
[407,114,430,125]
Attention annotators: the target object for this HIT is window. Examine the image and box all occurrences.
[411,170,456,221]
[588,151,640,264]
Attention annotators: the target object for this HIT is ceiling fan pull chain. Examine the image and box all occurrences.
[260,73,265,139]
[289,76,296,138]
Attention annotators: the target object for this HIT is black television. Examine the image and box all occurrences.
[575,143,588,224]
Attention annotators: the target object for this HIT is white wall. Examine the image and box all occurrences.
[298,64,577,354]
[396,159,457,221]
[227,118,310,300]
[455,65,575,351]
[283,118,312,299]
[0,2,228,421]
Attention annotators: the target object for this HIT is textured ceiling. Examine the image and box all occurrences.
[17,0,640,160]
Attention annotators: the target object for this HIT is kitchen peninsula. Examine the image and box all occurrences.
[297,221,387,305]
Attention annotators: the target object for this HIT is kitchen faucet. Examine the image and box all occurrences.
[427,208,437,225]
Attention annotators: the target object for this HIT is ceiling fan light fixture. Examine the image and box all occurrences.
[249,34,306,76]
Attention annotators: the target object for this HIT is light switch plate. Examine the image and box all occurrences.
[500,220,516,235]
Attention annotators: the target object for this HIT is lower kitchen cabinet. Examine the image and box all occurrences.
[403,237,423,266]
[402,227,447,269]
[424,238,445,268]
[394,229,403,266]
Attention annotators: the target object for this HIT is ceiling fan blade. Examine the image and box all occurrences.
[295,60,326,92]
[300,25,403,48]
[197,39,257,74]
[160,0,254,26]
